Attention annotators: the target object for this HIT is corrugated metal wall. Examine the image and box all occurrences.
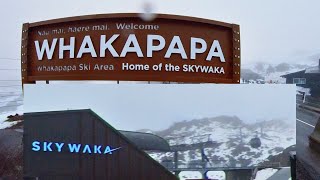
[24,109,178,180]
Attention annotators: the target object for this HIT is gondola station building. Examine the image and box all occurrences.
[24,109,177,180]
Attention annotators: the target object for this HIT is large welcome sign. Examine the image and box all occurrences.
[21,14,240,84]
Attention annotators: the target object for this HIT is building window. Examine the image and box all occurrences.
[293,78,306,84]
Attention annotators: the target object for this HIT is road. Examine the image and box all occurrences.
[296,101,320,179]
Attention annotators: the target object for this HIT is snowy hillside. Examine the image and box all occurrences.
[146,116,295,168]
[0,86,23,129]
[241,62,312,83]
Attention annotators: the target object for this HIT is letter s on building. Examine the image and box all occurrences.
[32,141,41,151]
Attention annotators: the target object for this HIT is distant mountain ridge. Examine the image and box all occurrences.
[241,62,313,82]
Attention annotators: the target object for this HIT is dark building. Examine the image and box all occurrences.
[23,109,178,180]
[281,59,320,89]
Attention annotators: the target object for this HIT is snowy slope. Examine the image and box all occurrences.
[147,116,295,168]
[241,62,311,83]
[0,86,23,129]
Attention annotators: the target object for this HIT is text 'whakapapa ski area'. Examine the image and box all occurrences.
[0,12,320,180]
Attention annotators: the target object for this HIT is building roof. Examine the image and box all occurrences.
[119,130,170,151]
[280,70,305,78]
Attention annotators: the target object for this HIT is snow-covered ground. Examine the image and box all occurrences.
[0,119,22,129]
[296,86,310,95]
[254,168,278,180]
[0,86,23,129]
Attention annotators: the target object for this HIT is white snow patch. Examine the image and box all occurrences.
[0,120,22,129]
[254,168,278,180]
[179,171,202,180]
[207,171,226,180]
[296,86,310,95]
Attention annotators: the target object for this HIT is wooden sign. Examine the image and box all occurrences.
[21,13,240,84]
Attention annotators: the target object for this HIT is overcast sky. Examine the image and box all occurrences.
[24,84,296,131]
[1,0,320,68]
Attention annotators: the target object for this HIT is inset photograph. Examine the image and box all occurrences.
[22,84,296,180]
